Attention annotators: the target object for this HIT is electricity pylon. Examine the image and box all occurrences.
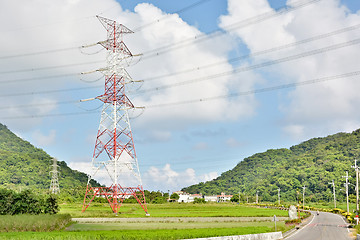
[82,16,149,216]
[49,158,60,194]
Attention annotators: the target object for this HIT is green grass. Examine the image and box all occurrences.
[0,226,282,240]
[60,202,289,218]
[68,221,286,231]
[0,203,294,239]
[0,214,72,232]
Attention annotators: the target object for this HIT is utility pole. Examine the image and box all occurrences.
[256,190,259,204]
[278,188,281,205]
[342,171,350,213]
[81,16,148,216]
[329,180,336,208]
[49,158,60,194]
[302,185,306,209]
[352,159,359,213]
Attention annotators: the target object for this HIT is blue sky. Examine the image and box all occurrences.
[0,0,360,192]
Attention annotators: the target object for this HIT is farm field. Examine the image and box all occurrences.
[0,226,280,240]
[0,203,294,239]
[59,202,289,218]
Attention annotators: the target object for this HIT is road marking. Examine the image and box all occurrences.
[285,212,316,239]
[333,213,350,233]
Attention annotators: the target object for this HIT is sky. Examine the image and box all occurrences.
[0,0,360,193]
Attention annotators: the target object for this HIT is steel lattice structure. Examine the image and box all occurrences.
[49,158,60,194]
[82,16,149,216]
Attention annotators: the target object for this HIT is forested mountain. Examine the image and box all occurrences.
[0,123,98,192]
[183,129,360,202]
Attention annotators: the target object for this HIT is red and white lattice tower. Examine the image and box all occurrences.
[82,16,149,216]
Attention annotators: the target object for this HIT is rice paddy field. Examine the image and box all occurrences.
[0,203,294,240]
[60,202,290,218]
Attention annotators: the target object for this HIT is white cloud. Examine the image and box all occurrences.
[226,137,243,148]
[220,0,360,139]
[127,3,258,131]
[0,0,259,137]
[192,142,209,150]
[69,161,219,191]
[282,124,304,140]
[143,163,218,191]
[32,129,56,147]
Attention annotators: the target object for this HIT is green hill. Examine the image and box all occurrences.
[0,123,98,193]
[182,129,360,202]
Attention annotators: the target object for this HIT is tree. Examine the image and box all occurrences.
[193,198,206,204]
[170,193,179,200]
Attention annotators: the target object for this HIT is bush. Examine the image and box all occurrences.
[193,198,206,204]
[285,219,301,224]
[0,214,71,232]
[0,188,58,215]
[152,197,167,204]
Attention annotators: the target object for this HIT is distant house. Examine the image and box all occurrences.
[177,192,203,203]
[175,191,233,203]
[217,192,233,202]
[204,195,217,202]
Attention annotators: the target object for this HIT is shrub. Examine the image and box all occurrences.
[0,188,58,215]
[193,198,206,204]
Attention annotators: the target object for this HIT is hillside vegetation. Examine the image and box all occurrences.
[183,129,360,202]
[0,123,97,193]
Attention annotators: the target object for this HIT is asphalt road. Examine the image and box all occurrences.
[285,211,352,240]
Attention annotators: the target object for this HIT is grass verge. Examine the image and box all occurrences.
[0,214,72,232]
[60,202,289,218]
[0,226,285,240]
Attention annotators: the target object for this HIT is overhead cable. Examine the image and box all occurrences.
[0,85,101,98]
[137,38,360,94]
[1,70,358,118]
[133,0,213,32]
[0,0,319,61]
[145,70,360,108]
[3,22,358,76]
[140,0,322,59]
[140,23,360,82]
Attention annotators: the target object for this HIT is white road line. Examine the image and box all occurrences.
[285,212,316,239]
[333,213,350,233]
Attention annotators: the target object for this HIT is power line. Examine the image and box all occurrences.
[0,0,212,60]
[0,73,79,84]
[1,70,358,119]
[140,0,322,59]
[0,111,98,120]
[4,22,358,76]
[0,85,101,98]
[137,38,360,94]
[133,0,213,32]
[0,16,96,34]
[0,46,80,60]
[0,0,319,62]
[1,35,357,91]
[146,70,360,108]
[0,100,79,111]
[0,36,358,99]
[140,23,360,82]
[0,60,103,74]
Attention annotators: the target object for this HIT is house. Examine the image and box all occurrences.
[175,191,233,203]
[217,192,233,202]
[177,192,203,203]
[204,195,217,202]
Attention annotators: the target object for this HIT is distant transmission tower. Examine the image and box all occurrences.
[49,158,60,194]
[82,16,149,216]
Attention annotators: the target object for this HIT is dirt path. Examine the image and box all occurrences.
[72,216,288,223]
